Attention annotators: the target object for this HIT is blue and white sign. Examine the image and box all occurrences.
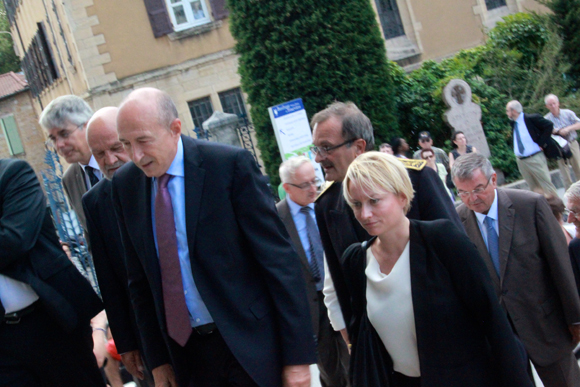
[269,98,324,182]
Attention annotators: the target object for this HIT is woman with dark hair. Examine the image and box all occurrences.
[340,151,531,387]
[449,131,477,168]
[391,137,410,159]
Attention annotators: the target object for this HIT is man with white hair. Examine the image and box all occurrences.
[39,95,99,231]
[82,108,157,384]
[565,183,580,303]
[506,100,558,196]
[276,157,349,387]
[545,94,580,188]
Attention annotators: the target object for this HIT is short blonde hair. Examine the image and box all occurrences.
[343,151,414,214]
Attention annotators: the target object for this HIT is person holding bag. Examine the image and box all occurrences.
[340,151,532,387]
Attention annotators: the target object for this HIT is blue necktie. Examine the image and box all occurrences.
[514,122,526,155]
[300,206,324,290]
[484,216,501,277]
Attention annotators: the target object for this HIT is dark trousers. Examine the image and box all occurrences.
[171,328,259,387]
[316,293,350,387]
[0,304,104,387]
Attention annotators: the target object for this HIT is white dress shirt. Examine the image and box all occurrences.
[514,113,542,157]
[0,275,39,314]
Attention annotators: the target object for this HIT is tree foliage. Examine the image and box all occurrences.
[395,13,576,182]
[228,0,399,184]
[541,0,580,86]
[0,2,20,74]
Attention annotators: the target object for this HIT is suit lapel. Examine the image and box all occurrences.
[182,136,205,255]
[460,208,501,296]
[497,190,515,286]
[279,200,311,274]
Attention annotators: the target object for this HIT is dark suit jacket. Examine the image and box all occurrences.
[82,178,170,369]
[315,164,463,332]
[63,162,89,232]
[343,220,532,387]
[112,136,316,387]
[511,113,557,156]
[458,188,580,366]
[0,159,102,330]
[569,237,580,298]
[276,199,320,334]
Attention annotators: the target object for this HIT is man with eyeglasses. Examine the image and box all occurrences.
[412,131,449,170]
[311,101,462,349]
[454,152,580,387]
[276,156,349,387]
[39,95,99,232]
[565,182,580,299]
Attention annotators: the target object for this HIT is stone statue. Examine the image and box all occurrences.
[443,79,491,158]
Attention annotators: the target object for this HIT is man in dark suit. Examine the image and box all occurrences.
[39,95,101,232]
[506,100,558,196]
[276,156,349,387]
[453,152,580,387]
[112,88,316,387]
[0,158,104,386]
[82,107,159,384]
[565,182,580,298]
[311,101,463,341]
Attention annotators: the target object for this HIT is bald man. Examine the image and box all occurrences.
[82,108,163,383]
[111,88,315,387]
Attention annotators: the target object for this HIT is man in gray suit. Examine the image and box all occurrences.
[276,157,349,387]
[39,95,99,232]
[453,152,580,387]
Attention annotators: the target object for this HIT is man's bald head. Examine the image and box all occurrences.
[86,107,129,179]
[117,88,182,177]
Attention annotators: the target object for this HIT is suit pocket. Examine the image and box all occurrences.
[249,294,271,320]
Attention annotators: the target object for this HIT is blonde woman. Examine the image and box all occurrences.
[340,152,531,387]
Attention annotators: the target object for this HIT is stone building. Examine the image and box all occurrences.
[0,71,46,178]
[3,0,545,142]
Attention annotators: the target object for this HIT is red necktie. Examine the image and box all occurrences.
[155,174,192,346]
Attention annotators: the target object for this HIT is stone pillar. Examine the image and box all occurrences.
[202,111,241,148]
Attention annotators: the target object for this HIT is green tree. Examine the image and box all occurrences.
[0,2,20,74]
[228,0,399,184]
[541,0,580,86]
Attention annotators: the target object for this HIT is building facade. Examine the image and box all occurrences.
[0,71,47,178]
[4,0,545,164]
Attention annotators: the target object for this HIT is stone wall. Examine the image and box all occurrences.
[0,91,47,180]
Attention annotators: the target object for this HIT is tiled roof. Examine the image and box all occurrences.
[0,72,27,99]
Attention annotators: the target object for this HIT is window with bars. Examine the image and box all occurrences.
[375,0,405,40]
[164,0,211,31]
[21,23,59,97]
[485,0,507,10]
[188,96,214,131]
[218,88,248,119]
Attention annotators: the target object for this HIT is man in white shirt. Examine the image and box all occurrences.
[545,94,580,189]
[39,95,101,232]
[506,100,558,196]
[276,157,350,387]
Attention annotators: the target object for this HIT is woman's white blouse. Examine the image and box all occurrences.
[366,241,420,377]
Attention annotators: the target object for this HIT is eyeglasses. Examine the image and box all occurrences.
[288,178,321,190]
[45,123,85,147]
[457,176,492,198]
[567,208,580,218]
[310,139,356,157]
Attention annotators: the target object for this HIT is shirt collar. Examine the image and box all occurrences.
[474,189,498,224]
[516,113,526,126]
[80,155,101,171]
[286,195,314,217]
[165,137,184,178]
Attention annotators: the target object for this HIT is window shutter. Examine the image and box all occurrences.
[209,0,229,20]
[143,0,174,38]
[1,116,24,155]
